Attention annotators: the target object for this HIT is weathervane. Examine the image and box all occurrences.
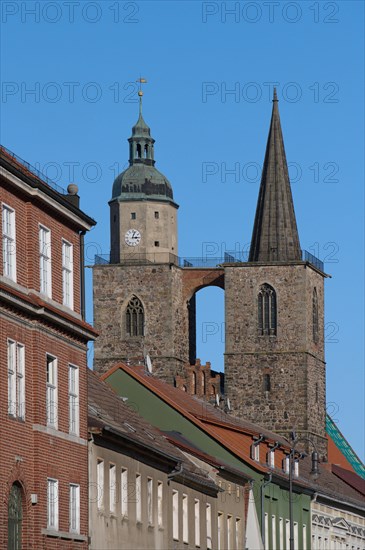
[136,77,147,115]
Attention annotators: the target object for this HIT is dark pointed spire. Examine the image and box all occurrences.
[249,88,301,262]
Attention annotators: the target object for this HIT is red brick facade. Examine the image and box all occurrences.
[0,147,96,549]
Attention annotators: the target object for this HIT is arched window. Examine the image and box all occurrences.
[8,483,22,550]
[192,371,197,394]
[201,371,206,394]
[136,143,142,158]
[313,288,319,343]
[126,296,144,337]
[264,374,271,392]
[144,144,149,158]
[258,284,277,336]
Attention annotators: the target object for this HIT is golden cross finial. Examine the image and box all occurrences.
[136,77,147,115]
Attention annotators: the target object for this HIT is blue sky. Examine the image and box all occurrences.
[1,1,364,459]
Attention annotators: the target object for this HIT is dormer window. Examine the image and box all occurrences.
[267,450,275,468]
[283,456,290,474]
[252,444,260,461]
[294,460,299,478]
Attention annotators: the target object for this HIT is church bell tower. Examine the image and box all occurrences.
[224,90,328,458]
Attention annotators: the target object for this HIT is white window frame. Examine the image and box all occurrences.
[147,477,153,525]
[272,514,277,550]
[136,474,141,522]
[206,503,212,549]
[2,203,16,281]
[47,478,59,530]
[172,490,179,541]
[217,512,223,550]
[182,493,188,543]
[68,364,79,435]
[62,239,73,309]
[46,354,58,429]
[69,483,80,534]
[268,449,275,468]
[39,225,52,297]
[157,481,163,527]
[194,499,200,547]
[121,468,128,517]
[97,459,104,510]
[283,455,290,474]
[8,340,25,419]
[279,517,284,548]
[235,517,242,549]
[109,463,116,514]
[227,514,233,550]
[264,512,269,550]
[252,443,260,461]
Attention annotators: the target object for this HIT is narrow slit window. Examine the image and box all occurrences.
[313,288,319,343]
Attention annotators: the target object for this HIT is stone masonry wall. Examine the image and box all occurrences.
[93,263,188,382]
[224,263,327,458]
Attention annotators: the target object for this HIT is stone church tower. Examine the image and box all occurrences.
[224,90,327,457]
[93,89,327,457]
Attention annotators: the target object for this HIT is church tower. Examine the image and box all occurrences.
[224,90,328,458]
[109,89,178,264]
[93,90,187,381]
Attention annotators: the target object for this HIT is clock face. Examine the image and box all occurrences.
[125,229,141,247]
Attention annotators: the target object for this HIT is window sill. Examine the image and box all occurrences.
[41,528,87,542]
[8,415,25,423]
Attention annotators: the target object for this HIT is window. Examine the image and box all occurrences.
[147,478,153,525]
[206,503,212,549]
[258,284,277,336]
[182,494,188,543]
[264,513,269,550]
[47,479,59,530]
[136,474,141,522]
[194,499,200,547]
[154,241,160,247]
[97,459,104,510]
[8,483,22,550]
[157,482,163,527]
[126,296,144,337]
[8,340,25,419]
[235,518,242,549]
[62,240,73,309]
[227,514,233,549]
[121,468,128,517]
[69,484,80,534]
[109,464,116,514]
[294,521,298,549]
[264,373,271,392]
[217,512,223,550]
[2,204,16,281]
[251,443,260,461]
[39,226,52,297]
[279,518,284,549]
[313,288,319,343]
[303,524,307,549]
[172,490,179,540]
[68,365,79,435]
[46,355,57,429]
[285,519,290,550]
[272,515,277,550]
[131,212,136,220]
[268,449,275,468]
[294,460,299,477]
[154,211,159,219]
[283,456,290,474]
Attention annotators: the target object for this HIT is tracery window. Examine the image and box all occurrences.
[126,296,144,337]
[258,284,277,336]
[313,288,319,343]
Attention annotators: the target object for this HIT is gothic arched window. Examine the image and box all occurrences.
[313,288,319,343]
[8,483,22,550]
[136,143,142,158]
[126,296,144,337]
[192,371,197,394]
[258,284,277,336]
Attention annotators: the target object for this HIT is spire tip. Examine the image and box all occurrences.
[273,87,278,102]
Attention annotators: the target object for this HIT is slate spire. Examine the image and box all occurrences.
[249,88,301,262]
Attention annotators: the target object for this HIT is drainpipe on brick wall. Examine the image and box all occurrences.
[80,231,86,320]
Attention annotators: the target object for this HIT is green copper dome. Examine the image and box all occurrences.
[112,96,176,204]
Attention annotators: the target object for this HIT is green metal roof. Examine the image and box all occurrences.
[326,414,365,479]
